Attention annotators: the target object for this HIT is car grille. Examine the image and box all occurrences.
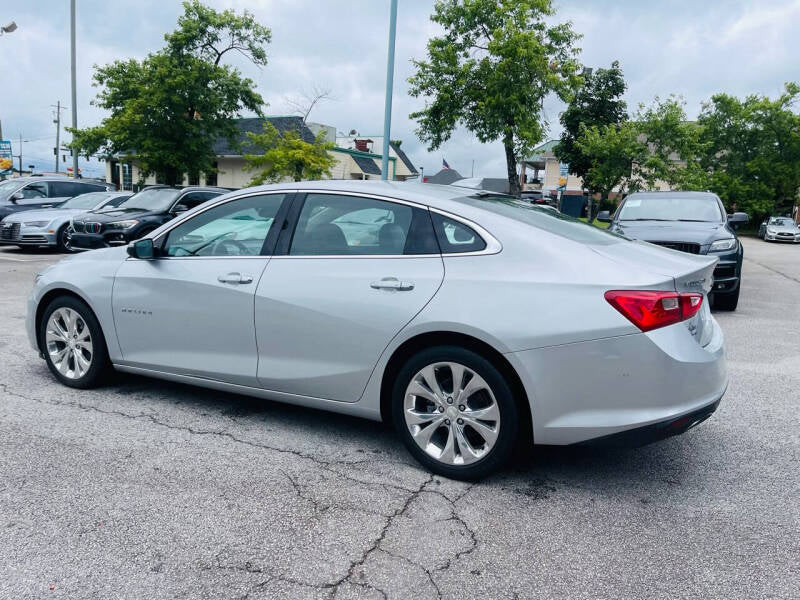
[71,221,85,233]
[776,232,794,238]
[72,221,102,234]
[647,240,701,254]
[714,264,736,279]
[1,222,21,241]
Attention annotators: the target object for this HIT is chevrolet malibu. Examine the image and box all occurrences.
[27,181,727,480]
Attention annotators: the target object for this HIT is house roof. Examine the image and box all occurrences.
[389,142,418,175]
[212,116,317,156]
[352,155,382,176]
[425,168,463,185]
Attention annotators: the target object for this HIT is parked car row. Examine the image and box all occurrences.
[27,181,727,479]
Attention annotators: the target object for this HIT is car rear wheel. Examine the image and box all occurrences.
[40,296,110,389]
[392,346,518,480]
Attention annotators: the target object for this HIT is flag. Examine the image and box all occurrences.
[442,158,450,170]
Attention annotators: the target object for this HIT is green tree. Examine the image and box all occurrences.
[244,124,335,184]
[575,121,645,206]
[697,83,800,220]
[633,96,707,191]
[69,2,269,186]
[408,0,582,196]
[555,61,628,184]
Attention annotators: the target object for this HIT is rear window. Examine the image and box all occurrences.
[464,195,624,245]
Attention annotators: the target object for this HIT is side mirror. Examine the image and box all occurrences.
[596,210,612,223]
[127,238,155,260]
[172,204,189,214]
[727,212,749,227]
[11,191,24,202]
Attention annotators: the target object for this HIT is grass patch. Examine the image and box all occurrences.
[579,217,610,229]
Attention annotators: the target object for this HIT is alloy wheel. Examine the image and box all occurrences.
[62,226,74,251]
[45,307,93,379]
[403,361,501,466]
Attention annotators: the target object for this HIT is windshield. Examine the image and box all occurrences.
[618,195,723,222]
[769,218,794,227]
[61,192,110,209]
[466,195,624,245]
[0,179,22,199]
[116,188,179,212]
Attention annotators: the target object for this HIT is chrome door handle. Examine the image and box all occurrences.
[370,277,414,291]
[217,272,253,285]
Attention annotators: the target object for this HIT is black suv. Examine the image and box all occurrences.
[69,186,227,250]
[0,177,113,222]
[598,191,749,311]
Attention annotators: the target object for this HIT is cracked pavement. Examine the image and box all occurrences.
[1,239,798,599]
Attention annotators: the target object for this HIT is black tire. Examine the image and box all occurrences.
[391,345,519,481]
[39,295,110,389]
[713,286,739,311]
[55,223,72,253]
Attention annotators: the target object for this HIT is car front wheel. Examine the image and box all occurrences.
[392,346,518,480]
[39,296,110,388]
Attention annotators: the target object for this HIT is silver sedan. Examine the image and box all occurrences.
[26,181,727,479]
[0,191,131,251]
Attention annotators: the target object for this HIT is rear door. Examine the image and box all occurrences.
[254,191,444,402]
[112,191,291,386]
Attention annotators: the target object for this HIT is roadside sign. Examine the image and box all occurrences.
[559,162,569,177]
[0,140,13,175]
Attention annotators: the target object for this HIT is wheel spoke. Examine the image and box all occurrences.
[449,363,466,397]
[74,350,91,376]
[77,327,91,341]
[453,423,481,463]
[412,417,445,447]
[406,380,439,405]
[437,426,456,463]
[463,403,500,422]
[406,409,443,426]
[457,372,489,403]
[462,416,499,446]
[58,351,72,375]
[419,365,444,399]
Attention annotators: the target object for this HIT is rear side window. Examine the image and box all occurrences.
[51,182,91,197]
[431,213,486,254]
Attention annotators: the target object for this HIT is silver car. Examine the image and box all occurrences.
[26,181,727,479]
[0,191,132,252]
[758,216,800,242]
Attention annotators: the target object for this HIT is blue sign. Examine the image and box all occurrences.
[0,140,12,175]
[559,162,569,177]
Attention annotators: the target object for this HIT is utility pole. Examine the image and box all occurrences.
[380,0,398,181]
[70,0,79,178]
[17,133,22,174]
[52,101,66,173]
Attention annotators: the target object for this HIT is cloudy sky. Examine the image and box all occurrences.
[1,0,798,178]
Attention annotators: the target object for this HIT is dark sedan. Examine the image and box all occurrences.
[598,191,748,311]
[69,186,226,250]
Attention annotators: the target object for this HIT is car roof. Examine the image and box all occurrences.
[141,185,228,193]
[625,191,720,200]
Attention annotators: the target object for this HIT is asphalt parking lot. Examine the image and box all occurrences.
[1,238,798,599]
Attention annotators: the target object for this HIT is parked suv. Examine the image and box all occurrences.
[69,186,227,250]
[0,177,114,222]
[598,191,749,311]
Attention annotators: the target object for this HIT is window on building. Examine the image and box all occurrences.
[188,172,200,186]
[205,162,218,187]
[122,164,133,190]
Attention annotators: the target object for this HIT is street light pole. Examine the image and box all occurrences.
[380,0,398,181]
[70,0,79,178]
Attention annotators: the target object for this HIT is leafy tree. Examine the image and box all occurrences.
[697,83,800,220]
[633,96,707,191]
[408,0,582,196]
[244,124,335,184]
[555,61,628,184]
[576,121,645,206]
[69,2,269,186]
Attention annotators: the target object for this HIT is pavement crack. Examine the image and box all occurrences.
[745,257,800,285]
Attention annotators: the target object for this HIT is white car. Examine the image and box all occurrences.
[27,181,727,479]
[0,191,131,251]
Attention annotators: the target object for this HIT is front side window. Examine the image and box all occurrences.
[162,193,285,257]
[290,194,416,256]
[51,181,89,197]
[118,188,180,212]
[61,192,110,209]
[19,182,48,199]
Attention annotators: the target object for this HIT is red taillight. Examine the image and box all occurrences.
[604,290,703,332]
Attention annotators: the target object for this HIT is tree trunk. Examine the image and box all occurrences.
[165,166,181,187]
[503,134,520,197]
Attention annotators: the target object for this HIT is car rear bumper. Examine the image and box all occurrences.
[509,312,727,445]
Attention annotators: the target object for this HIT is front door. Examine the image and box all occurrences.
[112,192,289,386]
[255,192,444,402]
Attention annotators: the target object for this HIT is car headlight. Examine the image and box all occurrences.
[108,220,139,230]
[23,220,50,227]
[709,238,737,252]
[766,228,776,234]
